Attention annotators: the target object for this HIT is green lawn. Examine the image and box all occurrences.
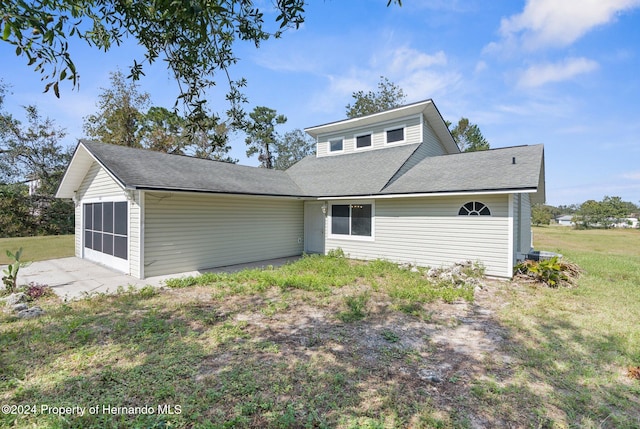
[0,235,74,264]
[1,228,639,428]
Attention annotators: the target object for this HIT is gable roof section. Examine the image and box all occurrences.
[305,99,460,155]
[381,144,545,203]
[286,143,421,197]
[57,140,305,198]
[58,140,545,201]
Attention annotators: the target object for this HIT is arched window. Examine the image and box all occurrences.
[458,201,491,216]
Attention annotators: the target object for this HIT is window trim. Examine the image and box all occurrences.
[354,131,373,151]
[328,200,375,241]
[384,125,406,145]
[328,137,345,154]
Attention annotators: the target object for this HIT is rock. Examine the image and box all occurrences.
[410,266,420,273]
[451,265,463,276]
[17,306,44,319]
[3,292,27,306]
[12,303,28,312]
[426,268,439,278]
[418,369,442,383]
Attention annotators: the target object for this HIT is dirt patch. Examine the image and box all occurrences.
[183,279,524,427]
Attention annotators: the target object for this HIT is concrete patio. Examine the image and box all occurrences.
[10,256,301,300]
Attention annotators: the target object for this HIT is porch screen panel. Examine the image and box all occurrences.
[84,202,128,260]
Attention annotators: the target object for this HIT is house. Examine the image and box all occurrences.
[56,99,545,279]
[556,215,574,226]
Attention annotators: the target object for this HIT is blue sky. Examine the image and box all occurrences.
[1,0,639,206]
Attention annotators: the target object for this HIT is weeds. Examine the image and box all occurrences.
[338,292,369,322]
[514,256,582,287]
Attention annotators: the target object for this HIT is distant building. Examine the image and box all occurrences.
[613,218,638,228]
[556,215,574,226]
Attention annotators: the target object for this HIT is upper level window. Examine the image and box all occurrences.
[458,201,491,216]
[329,138,343,152]
[331,203,373,237]
[386,127,404,144]
[356,133,372,149]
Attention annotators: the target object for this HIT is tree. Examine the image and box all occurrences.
[141,106,189,155]
[245,106,287,169]
[574,196,633,229]
[1,1,401,124]
[345,76,407,118]
[531,204,553,226]
[274,129,315,170]
[448,118,490,152]
[84,70,150,148]
[1,105,71,194]
[0,102,74,236]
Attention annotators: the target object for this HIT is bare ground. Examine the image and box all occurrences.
[168,279,534,427]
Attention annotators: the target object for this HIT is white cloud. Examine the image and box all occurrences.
[384,48,447,74]
[474,61,488,73]
[309,46,460,114]
[517,57,599,87]
[622,171,640,180]
[488,0,640,52]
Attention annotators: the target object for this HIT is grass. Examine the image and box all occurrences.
[1,228,639,428]
[0,235,74,264]
[491,226,640,427]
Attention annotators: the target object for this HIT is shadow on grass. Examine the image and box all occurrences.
[1,283,639,428]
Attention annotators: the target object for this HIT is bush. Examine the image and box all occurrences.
[514,256,581,288]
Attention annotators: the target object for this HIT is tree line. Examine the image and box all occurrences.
[532,196,639,229]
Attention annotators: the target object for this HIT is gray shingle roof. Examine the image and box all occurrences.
[80,140,304,197]
[285,144,420,197]
[381,144,544,195]
[74,140,543,199]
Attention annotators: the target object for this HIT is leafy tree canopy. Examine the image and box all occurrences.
[447,117,490,152]
[84,71,235,162]
[245,106,286,169]
[274,129,315,170]
[83,70,150,148]
[1,1,401,125]
[574,196,637,229]
[345,76,406,119]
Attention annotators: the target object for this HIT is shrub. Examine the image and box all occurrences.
[514,256,581,288]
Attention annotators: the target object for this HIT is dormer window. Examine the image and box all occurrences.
[386,127,404,144]
[356,133,372,149]
[329,138,343,152]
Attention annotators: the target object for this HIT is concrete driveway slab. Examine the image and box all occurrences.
[7,256,301,300]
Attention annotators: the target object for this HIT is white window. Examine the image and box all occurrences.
[385,127,405,144]
[355,133,372,149]
[330,202,374,240]
[329,138,344,152]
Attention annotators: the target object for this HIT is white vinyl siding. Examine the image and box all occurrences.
[515,193,532,257]
[422,120,448,156]
[325,195,512,277]
[316,115,422,156]
[143,193,304,277]
[129,191,142,278]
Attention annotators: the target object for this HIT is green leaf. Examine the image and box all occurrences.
[2,24,10,41]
